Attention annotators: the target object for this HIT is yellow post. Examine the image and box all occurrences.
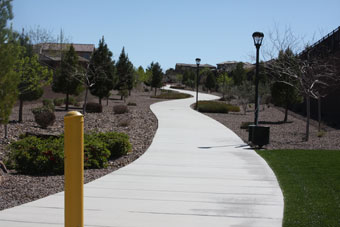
[64,111,84,227]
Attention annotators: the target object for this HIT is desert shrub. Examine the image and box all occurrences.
[317,130,326,138]
[42,99,55,111]
[225,104,241,112]
[32,107,56,128]
[93,132,132,159]
[68,96,79,106]
[170,85,185,89]
[7,135,64,175]
[151,92,192,99]
[86,102,103,113]
[53,98,64,106]
[144,87,149,92]
[118,118,130,127]
[240,121,253,130]
[197,101,229,113]
[113,105,128,114]
[84,135,110,169]
[127,102,137,106]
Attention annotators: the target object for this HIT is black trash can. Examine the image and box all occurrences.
[248,125,270,148]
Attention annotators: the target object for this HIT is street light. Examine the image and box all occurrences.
[195,58,201,110]
[252,32,264,125]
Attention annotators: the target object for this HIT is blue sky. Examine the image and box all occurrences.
[11,0,340,70]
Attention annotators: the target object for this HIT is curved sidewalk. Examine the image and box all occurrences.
[0,88,283,227]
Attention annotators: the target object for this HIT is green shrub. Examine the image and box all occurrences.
[8,136,64,175]
[240,121,253,130]
[151,92,192,99]
[93,132,132,159]
[197,101,229,113]
[225,104,241,112]
[86,102,102,113]
[42,99,55,111]
[7,131,132,175]
[53,98,64,106]
[127,102,137,106]
[68,96,79,106]
[113,105,128,114]
[84,135,110,169]
[32,107,56,128]
[170,85,185,89]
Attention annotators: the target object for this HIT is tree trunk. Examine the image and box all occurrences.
[65,93,69,111]
[129,89,131,96]
[154,87,157,96]
[283,103,288,123]
[4,124,8,139]
[318,96,321,132]
[106,97,109,106]
[83,87,89,114]
[99,97,102,105]
[305,96,310,141]
[19,99,24,123]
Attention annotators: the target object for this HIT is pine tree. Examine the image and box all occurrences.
[0,0,21,138]
[205,70,216,92]
[116,47,133,98]
[88,37,115,104]
[148,62,163,96]
[52,44,82,110]
[17,31,52,122]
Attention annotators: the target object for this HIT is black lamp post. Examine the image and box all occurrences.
[252,32,264,125]
[195,58,201,110]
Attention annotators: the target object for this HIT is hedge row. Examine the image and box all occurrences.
[7,132,132,175]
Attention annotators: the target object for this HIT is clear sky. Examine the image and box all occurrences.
[10,0,340,71]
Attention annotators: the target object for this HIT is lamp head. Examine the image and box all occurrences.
[252,32,264,47]
[195,58,201,65]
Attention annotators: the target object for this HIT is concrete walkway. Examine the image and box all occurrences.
[0,87,284,227]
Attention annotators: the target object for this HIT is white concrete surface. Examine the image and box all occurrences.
[0,86,284,226]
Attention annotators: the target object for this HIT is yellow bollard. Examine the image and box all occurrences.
[64,111,84,227]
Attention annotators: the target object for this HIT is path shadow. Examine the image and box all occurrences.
[259,120,293,125]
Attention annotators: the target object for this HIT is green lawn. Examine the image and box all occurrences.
[256,149,340,226]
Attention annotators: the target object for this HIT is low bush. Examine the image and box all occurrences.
[240,121,253,130]
[225,104,241,112]
[170,85,185,89]
[7,131,132,174]
[7,135,64,175]
[67,96,79,107]
[151,92,192,99]
[42,99,55,111]
[32,107,56,128]
[196,101,229,113]
[84,135,110,169]
[113,105,129,114]
[53,98,64,106]
[127,102,137,106]
[89,132,132,160]
[86,102,103,113]
[118,118,130,127]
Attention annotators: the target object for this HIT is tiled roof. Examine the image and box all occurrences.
[176,63,216,68]
[35,43,95,52]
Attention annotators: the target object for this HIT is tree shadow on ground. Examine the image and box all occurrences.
[259,120,293,125]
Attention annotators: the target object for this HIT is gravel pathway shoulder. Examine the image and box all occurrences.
[0,90,161,211]
[203,105,340,150]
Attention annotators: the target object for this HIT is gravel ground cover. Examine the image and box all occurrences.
[0,90,162,210]
[204,104,340,150]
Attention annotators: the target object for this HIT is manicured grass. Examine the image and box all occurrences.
[256,149,340,226]
[151,92,192,99]
[197,101,240,113]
